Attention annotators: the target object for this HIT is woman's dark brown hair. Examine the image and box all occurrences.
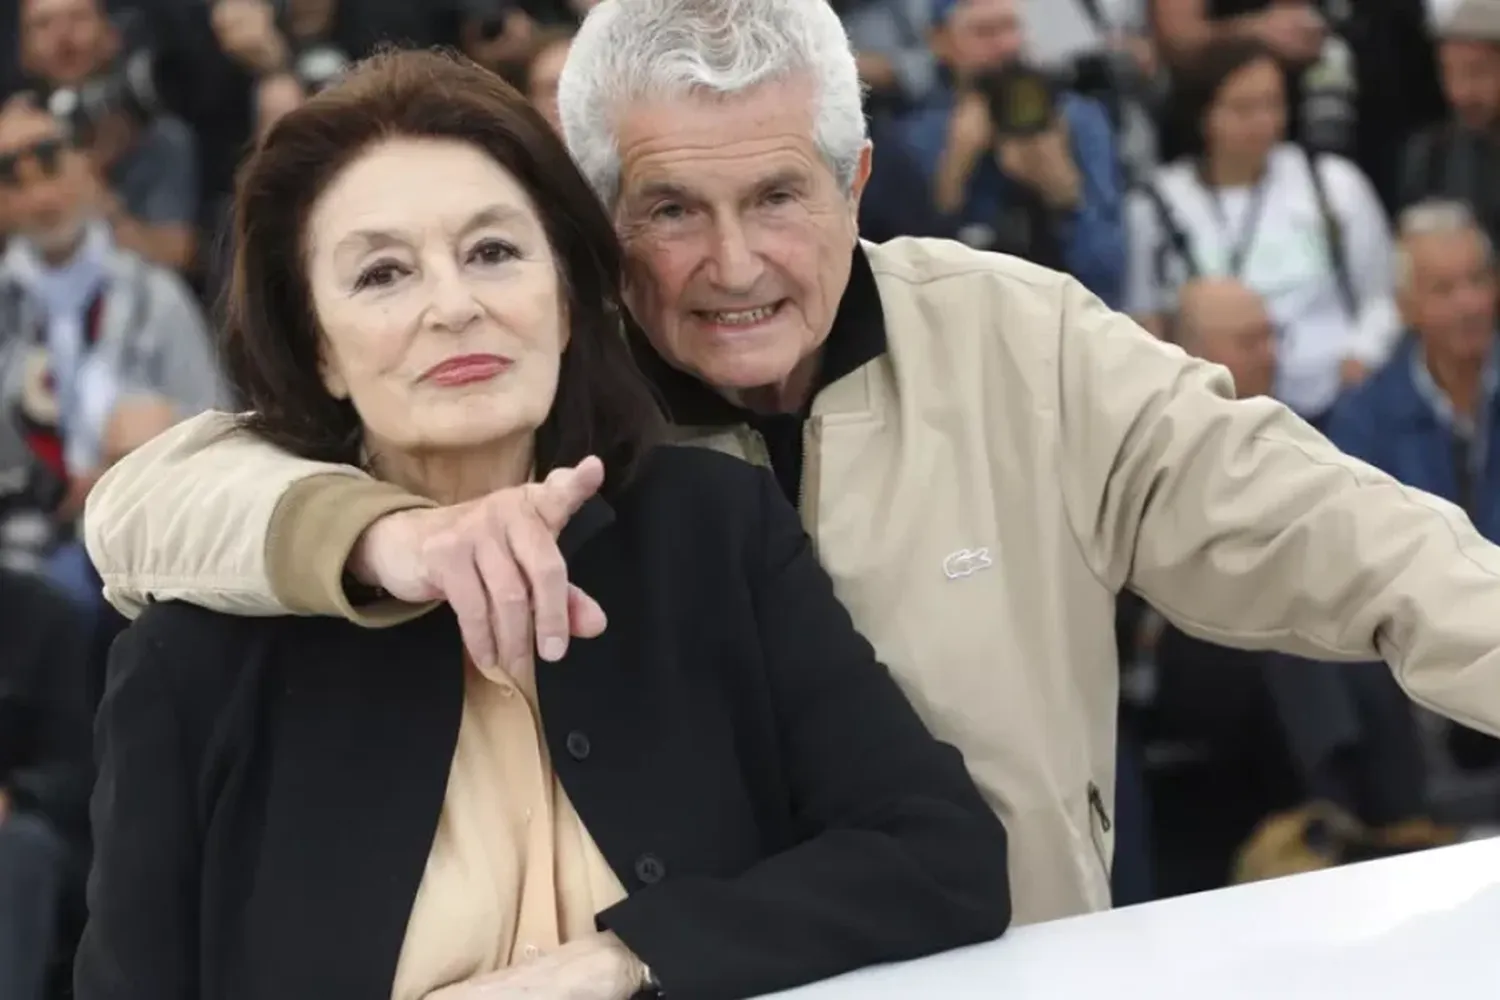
[223,47,662,490]
[1167,37,1285,158]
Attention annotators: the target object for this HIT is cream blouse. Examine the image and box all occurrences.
[390,656,627,999]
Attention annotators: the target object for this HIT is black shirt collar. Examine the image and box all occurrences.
[627,244,888,426]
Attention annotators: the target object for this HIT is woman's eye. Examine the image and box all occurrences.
[354,262,404,290]
[470,239,519,265]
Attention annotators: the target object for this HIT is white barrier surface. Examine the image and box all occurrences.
[763,837,1500,999]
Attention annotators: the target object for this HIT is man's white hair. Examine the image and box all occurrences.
[1394,199,1495,292]
[556,0,867,208]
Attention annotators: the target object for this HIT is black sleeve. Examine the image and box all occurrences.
[4,576,92,837]
[599,469,1011,1000]
[74,614,201,1000]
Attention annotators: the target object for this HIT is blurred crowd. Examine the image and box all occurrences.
[3,0,1500,996]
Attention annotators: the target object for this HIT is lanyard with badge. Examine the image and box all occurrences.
[1202,170,1270,278]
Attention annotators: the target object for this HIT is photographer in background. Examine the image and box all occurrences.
[1153,0,1445,210]
[18,0,197,272]
[0,100,223,616]
[894,0,1125,304]
[1023,0,1163,180]
[206,0,461,135]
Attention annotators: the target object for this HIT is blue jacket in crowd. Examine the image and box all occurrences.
[1326,336,1500,541]
[895,90,1126,306]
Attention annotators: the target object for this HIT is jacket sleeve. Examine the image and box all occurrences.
[83,411,436,624]
[597,469,1010,1000]
[73,614,200,1000]
[1054,277,1500,738]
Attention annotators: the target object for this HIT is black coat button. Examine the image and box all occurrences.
[565,730,591,760]
[635,853,666,885]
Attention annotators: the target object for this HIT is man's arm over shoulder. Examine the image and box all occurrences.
[1051,278,1500,737]
[84,411,434,621]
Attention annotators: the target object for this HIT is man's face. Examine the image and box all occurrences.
[1194,310,1277,400]
[934,0,1025,79]
[0,109,92,255]
[1439,40,1500,131]
[21,0,115,88]
[612,77,870,408]
[1405,227,1497,366]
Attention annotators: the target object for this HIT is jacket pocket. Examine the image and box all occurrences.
[1087,781,1113,877]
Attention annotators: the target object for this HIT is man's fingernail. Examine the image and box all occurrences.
[540,637,567,662]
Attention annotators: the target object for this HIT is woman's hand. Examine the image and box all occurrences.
[423,932,647,1000]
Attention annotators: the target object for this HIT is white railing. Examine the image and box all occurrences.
[763,837,1500,999]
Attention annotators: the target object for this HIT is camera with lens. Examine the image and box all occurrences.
[44,45,161,146]
[972,63,1060,138]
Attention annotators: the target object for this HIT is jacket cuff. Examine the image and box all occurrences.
[596,892,688,996]
[266,473,439,626]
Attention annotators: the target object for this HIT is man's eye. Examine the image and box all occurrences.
[651,203,688,222]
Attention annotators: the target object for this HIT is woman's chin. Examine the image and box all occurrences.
[382,410,543,456]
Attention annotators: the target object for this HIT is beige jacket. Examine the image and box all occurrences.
[85,237,1500,927]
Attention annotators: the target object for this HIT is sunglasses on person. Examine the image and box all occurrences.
[0,137,69,187]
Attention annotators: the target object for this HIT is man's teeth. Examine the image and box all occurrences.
[704,304,777,325]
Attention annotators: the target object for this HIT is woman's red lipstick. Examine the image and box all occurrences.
[420,353,513,387]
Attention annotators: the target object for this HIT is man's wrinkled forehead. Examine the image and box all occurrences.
[614,81,829,205]
[0,107,64,155]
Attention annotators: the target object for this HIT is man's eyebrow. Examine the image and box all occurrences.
[755,168,811,192]
[632,180,695,202]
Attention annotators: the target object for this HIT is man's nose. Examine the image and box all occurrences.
[425,264,483,332]
[706,217,765,293]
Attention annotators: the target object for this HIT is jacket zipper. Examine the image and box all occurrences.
[1088,782,1113,833]
[797,419,810,514]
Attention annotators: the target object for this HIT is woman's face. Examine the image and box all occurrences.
[1204,58,1286,163]
[304,137,567,462]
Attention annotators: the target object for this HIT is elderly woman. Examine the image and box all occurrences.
[72,49,1010,1000]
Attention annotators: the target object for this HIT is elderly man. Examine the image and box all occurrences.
[0,100,221,613]
[1171,277,1277,399]
[19,0,201,271]
[84,0,1500,943]
[1326,199,1500,799]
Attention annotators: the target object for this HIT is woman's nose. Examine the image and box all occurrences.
[425,267,483,333]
